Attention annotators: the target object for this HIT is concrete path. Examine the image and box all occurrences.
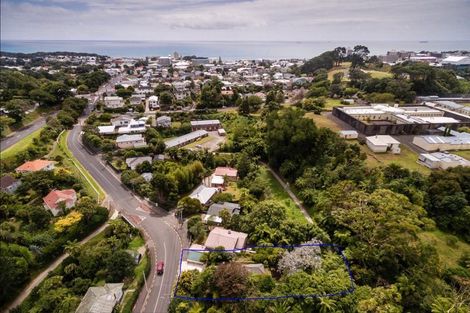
[265,165,313,224]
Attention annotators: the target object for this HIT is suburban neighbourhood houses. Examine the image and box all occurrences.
[0,175,21,193]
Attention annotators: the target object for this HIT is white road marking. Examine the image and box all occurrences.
[153,241,167,313]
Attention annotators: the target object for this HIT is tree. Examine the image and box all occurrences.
[277,240,323,275]
[351,45,370,68]
[106,250,135,282]
[178,196,203,217]
[4,100,26,123]
[212,262,249,298]
[159,91,174,108]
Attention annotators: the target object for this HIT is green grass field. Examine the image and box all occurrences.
[1,127,44,160]
[362,70,393,79]
[323,98,343,111]
[357,141,431,174]
[184,135,216,149]
[327,62,351,81]
[305,112,343,131]
[453,150,470,160]
[49,131,106,201]
[259,166,307,223]
[419,230,470,268]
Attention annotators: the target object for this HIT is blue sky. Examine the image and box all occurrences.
[1,0,470,41]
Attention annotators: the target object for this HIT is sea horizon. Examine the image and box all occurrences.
[2,39,470,60]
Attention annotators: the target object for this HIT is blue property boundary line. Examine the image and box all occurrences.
[173,243,355,301]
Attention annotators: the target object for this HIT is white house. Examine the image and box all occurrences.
[104,96,124,109]
[116,134,147,149]
[189,185,218,206]
[338,130,358,140]
[148,95,160,110]
[366,135,401,154]
[111,115,132,127]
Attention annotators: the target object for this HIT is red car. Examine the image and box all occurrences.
[157,261,164,275]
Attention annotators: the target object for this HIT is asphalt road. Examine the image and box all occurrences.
[0,116,47,151]
[67,75,185,312]
[68,123,183,313]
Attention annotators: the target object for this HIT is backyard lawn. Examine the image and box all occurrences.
[258,166,307,223]
[419,230,470,268]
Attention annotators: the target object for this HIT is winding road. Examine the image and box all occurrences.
[0,116,47,151]
[68,123,184,313]
[67,75,184,312]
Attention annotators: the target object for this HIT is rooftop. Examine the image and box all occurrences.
[165,130,208,149]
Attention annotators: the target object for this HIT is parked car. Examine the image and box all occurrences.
[157,261,164,275]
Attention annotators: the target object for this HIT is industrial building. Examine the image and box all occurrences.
[332,104,470,135]
[418,152,470,170]
[366,135,401,154]
[413,129,470,152]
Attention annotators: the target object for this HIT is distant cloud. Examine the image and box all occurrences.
[1,0,469,41]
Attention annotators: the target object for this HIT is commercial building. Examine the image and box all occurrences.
[116,134,147,149]
[366,135,401,154]
[332,104,470,135]
[418,152,470,170]
[190,120,221,131]
[164,130,208,149]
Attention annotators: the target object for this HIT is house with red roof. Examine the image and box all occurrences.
[16,160,55,173]
[214,167,238,181]
[43,189,77,216]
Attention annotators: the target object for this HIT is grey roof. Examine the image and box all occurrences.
[75,283,123,313]
[165,130,208,149]
[435,101,463,110]
[116,134,144,143]
[207,202,241,216]
[190,120,221,126]
[0,175,18,189]
[125,156,152,170]
[242,263,267,275]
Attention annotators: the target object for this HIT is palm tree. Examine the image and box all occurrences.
[64,240,80,258]
[268,300,292,313]
[318,297,337,313]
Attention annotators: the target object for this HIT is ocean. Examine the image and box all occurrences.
[1,40,470,60]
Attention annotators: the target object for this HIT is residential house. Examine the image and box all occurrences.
[75,283,124,313]
[210,175,225,189]
[116,134,147,149]
[16,160,55,173]
[43,189,77,216]
[156,116,171,128]
[141,172,153,182]
[204,227,248,250]
[148,95,160,110]
[214,167,238,181]
[366,135,401,154]
[189,185,218,206]
[190,120,221,131]
[0,175,21,193]
[111,115,132,127]
[117,119,147,134]
[204,202,241,224]
[104,96,124,109]
[129,95,145,106]
[125,156,152,170]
